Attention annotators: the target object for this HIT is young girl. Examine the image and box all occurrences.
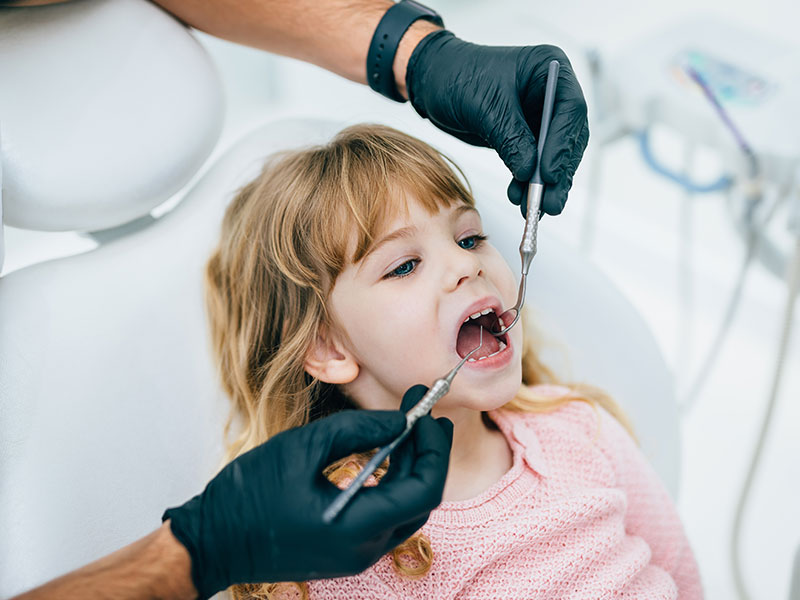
[205,124,703,599]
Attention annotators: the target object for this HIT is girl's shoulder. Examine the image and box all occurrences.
[501,384,636,455]
[492,387,621,483]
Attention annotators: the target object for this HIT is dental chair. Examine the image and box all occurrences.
[0,1,679,597]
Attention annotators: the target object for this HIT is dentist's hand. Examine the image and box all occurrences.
[162,393,453,599]
[405,31,589,217]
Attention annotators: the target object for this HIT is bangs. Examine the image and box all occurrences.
[345,172,468,265]
[322,125,475,266]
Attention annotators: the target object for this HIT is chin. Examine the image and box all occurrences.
[445,369,523,413]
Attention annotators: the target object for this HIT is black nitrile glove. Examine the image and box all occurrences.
[406,30,589,217]
[163,388,453,599]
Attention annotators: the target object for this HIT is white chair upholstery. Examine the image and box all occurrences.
[0,0,223,232]
[0,117,679,597]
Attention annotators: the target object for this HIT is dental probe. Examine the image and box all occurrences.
[493,59,560,337]
[322,327,485,524]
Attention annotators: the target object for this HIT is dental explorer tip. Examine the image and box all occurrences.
[460,326,484,366]
[472,326,484,354]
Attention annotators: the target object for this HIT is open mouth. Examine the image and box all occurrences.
[456,308,509,361]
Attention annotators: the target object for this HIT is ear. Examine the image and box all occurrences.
[304,324,360,384]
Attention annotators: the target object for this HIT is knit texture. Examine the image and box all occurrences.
[308,385,703,599]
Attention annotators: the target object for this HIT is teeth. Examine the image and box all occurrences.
[467,308,496,322]
[497,316,505,328]
[466,340,507,363]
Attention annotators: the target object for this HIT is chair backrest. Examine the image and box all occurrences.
[0,118,679,597]
[0,0,223,233]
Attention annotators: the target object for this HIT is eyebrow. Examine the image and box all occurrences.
[360,204,480,266]
[360,226,418,267]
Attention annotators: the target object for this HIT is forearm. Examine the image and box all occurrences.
[151,0,440,98]
[13,521,197,600]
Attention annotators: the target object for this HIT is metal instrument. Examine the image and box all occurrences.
[322,327,485,524]
[493,59,560,337]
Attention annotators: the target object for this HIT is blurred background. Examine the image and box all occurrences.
[2,1,799,598]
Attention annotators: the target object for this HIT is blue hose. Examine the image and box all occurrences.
[637,129,733,193]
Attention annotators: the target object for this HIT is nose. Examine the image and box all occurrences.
[442,242,483,291]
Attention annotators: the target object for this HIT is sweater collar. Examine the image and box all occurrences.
[489,409,551,479]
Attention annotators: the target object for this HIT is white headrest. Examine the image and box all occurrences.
[0,0,223,232]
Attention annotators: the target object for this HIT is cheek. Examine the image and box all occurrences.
[333,282,431,358]
[370,288,433,351]
[486,251,518,300]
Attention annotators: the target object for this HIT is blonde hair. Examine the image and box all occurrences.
[205,124,634,599]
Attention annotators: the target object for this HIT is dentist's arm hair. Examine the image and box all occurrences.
[11,521,197,600]
[151,0,441,99]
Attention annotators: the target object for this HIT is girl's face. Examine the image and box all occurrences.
[311,193,524,414]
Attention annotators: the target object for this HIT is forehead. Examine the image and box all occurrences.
[345,182,472,263]
[354,190,476,255]
[382,194,478,229]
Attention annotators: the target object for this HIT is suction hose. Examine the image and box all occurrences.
[731,197,800,600]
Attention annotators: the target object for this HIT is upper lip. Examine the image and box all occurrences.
[452,296,505,353]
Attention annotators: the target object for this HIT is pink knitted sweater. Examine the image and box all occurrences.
[308,385,703,599]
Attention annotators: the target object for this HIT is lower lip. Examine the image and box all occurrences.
[462,336,513,371]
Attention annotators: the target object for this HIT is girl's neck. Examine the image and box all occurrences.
[431,406,513,502]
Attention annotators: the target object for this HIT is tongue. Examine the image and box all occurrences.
[457,321,500,358]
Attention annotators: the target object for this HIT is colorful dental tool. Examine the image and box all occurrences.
[322,327,485,524]
[493,59,560,337]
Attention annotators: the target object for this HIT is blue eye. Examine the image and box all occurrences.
[386,259,419,279]
[383,234,487,280]
[458,234,488,250]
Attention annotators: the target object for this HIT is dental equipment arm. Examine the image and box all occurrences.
[12,407,453,600]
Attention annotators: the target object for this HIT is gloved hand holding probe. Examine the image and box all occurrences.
[405,31,589,217]
[163,387,452,599]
